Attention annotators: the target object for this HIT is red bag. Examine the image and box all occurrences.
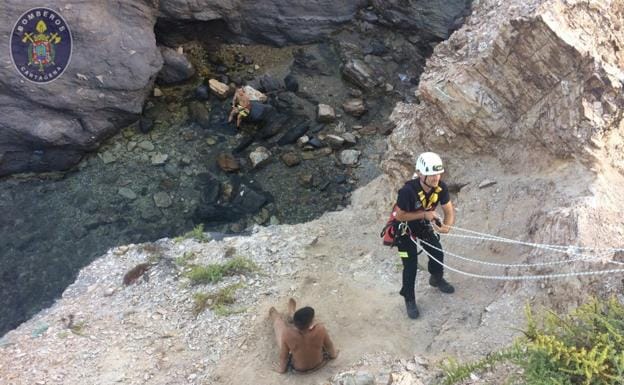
[380,204,400,246]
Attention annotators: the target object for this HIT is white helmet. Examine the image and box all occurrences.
[416,152,444,176]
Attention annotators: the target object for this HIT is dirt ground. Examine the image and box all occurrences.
[210,176,521,385]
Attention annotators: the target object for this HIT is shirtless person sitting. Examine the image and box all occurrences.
[269,298,338,373]
[227,87,252,128]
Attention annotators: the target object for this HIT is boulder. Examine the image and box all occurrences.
[281,152,301,167]
[157,46,195,84]
[242,85,267,102]
[340,149,361,165]
[277,119,310,145]
[209,79,232,99]
[0,1,162,176]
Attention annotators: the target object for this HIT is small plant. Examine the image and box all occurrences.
[185,256,257,285]
[174,224,208,243]
[193,282,246,316]
[175,251,197,266]
[438,297,624,385]
[439,347,521,385]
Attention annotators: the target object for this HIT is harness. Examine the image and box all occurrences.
[417,185,442,210]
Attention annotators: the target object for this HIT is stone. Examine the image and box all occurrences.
[281,152,301,167]
[342,59,376,90]
[99,151,117,164]
[153,88,164,97]
[157,46,195,84]
[139,118,154,133]
[342,132,357,145]
[242,85,267,102]
[387,371,423,385]
[340,149,361,165]
[189,102,211,129]
[284,74,299,92]
[297,135,310,147]
[325,134,345,149]
[209,79,232,99]
[331,371,375,385]
[195,84,210,101]
[298,173,314,187]
[317,104,336,123]
[249,146,271,169]
[118,188,137,200]
[138,141,155,152]
[153,192,172,208]
[277,120,310,145]
[216,153,240,172]
[342,99,368,117]
[478,179,497,189]
[151,153,169,165]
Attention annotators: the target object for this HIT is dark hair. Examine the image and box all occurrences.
[293,306,315,330]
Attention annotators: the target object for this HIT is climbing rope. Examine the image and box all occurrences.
[438,233,624,267]
[413,237,624,281]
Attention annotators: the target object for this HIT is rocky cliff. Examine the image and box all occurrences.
[1,0,623,384]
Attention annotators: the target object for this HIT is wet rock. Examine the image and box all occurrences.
[153,192,172,208]
[233,136,255,154]
[127,141,137,151]
[317,104,336,123]
[298,173,313,188]
[232,184,267,214]
[309,123,325,134]
[249,147,271,169]
[358,125,378,135]
[151,153,168,165]
[284,74,299,92]
[302,147,333,160]
[378,124,394,135]
[307,137,324,148]
[340,149,361,165]
[342,59,376,90]
[99,151,117,164]
[189,102,211,129]
[277,119,310,145]
[342,99,367,117]
[325,134,345,149]
[139,118,154,134]
[209,79,232,99]
[252,74,283,93]
[196,173,221,205]
[217,153,240,172]
[297,135,310,147]
[342,132,357,145]
[281,152,301,167]
[157,46,195,84]
[138,141,155,152]
[118,188,137,200]
[334,175,347,184]
[195,84,210,100]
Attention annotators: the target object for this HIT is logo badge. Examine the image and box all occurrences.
[10,8,72,83]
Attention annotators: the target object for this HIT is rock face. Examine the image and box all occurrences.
[384,0,624,183]
[0,2,170,176]
[383,0,624,292]
[158,0,368,46]
[371,0,471,40]
[0,1,162,176]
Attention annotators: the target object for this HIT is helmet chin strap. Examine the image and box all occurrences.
[421,175,434,189]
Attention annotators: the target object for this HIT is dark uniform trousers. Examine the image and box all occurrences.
[396,223,444,301]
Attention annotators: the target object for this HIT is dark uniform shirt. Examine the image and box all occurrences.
[396,179,450,233]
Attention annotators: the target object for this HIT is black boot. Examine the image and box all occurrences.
[429,274,455,294]
[404,299,419,319]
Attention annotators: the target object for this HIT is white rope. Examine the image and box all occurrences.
[439,233,624,267]
[411,237,624,281]
[447,224,624,253]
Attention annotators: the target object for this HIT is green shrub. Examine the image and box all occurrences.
[185,256,257,285]
[193,282,245,316]
[438,297,624,385]
[521,297,624,385]
[174,224,208,243]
